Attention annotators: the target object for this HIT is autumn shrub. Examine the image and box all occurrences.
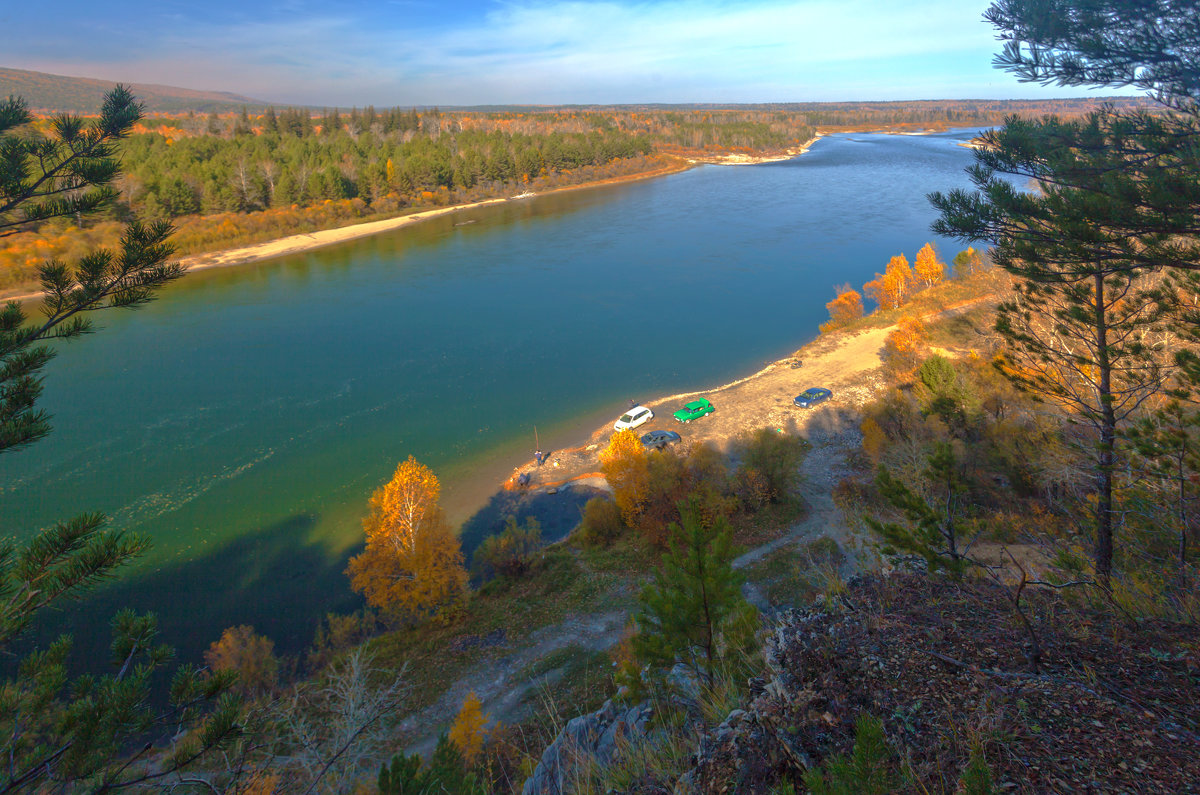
[306,608,379,671]
[734,428,809,505]
[472,516,543,581]
[821,283,865,333]
[204,624,279,695]
[449,691,490,763]
[600,429,650,527]
[882,316,927,375]
[578,496,627,547]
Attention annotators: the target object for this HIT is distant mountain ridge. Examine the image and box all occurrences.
[0,66,268,113]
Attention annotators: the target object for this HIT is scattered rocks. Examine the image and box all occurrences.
[521,698,652,795]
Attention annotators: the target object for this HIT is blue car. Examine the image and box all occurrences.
[641,430,681,451]
[794,387,832,408]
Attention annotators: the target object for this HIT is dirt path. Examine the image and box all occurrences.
[401,296,998,756]
[400,608,631,757]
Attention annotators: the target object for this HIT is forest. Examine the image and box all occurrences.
[3,0,1199,789]
[0,95,1143,294]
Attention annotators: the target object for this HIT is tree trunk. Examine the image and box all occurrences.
[1094,271,1115,585]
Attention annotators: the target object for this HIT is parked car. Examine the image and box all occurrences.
[641,430,681,451]
[614,405,654,431]
[673,398,715,422]
[794,387,832,408]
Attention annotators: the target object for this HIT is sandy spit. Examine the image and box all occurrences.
[685,135,823,166]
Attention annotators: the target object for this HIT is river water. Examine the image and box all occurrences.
[2,129,983,663]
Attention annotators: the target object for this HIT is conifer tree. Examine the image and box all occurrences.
[929,12,1193,580]
[1,87,244,792]
[867,442,970,576]
[632,498,754,685]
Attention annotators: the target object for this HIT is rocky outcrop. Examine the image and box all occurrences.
[521,698,652,795]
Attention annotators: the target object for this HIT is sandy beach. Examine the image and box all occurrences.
[495,321,892,496]
[3,140,829,304]
[0,158,693,304]
[684,134,823,166]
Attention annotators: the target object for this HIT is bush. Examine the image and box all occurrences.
[473,516,543,580]
[578,496,626,546]
[735,428,808,504]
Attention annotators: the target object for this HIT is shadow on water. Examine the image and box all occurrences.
[9,513,360,679]
[458,484,604,561]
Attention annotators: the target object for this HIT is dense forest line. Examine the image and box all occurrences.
[0,97,1145,295]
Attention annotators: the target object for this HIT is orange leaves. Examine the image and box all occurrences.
[346,456,467,624]
[449,690,490,762]
[820,283,864,333]
[861,243,944,314]
[883,316,928,373]
[864,254,913,311]
[203,625,279,694]
[600,429,650,526]
[366,456,441,554]
[913,242,944,287]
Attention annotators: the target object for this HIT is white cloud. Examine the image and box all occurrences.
[9,0,1091,104]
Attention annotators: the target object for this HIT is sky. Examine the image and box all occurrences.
[0,0,1124,106]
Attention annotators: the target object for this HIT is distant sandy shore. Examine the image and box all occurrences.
[1,159,690,303]
[685,135,822,166]
[4,143,831,304]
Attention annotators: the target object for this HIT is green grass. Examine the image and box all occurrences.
[741,535,847,610]
[369,543,634,714]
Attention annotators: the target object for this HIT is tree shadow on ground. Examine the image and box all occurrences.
[457,484,606,561]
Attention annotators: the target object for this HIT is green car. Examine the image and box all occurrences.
[673,398,715,422]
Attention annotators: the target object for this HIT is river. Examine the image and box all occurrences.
[2,129,984,665]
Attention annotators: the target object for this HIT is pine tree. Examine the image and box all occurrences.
[0,86,243,792]
[632,498,754,685]
[931,114,1175,583]
[867,442,970,576]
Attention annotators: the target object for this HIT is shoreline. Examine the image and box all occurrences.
[2,139,827,304]
[2,159,699,305]
[456,292,999,530]
[681,134,824,166]
[466,319,895,511]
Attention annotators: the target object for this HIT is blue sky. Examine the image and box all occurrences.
[0,0,1121,106]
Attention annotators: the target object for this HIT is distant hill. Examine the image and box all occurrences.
[0,66,269,113]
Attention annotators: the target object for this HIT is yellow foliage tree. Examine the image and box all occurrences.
[203,625,279,694]
[863,254,912,311]
[820,283,864,333]
[600,429,649,526]
[346,456,468,624]
[883,316,927,373]
[449,690,490,762]
[913,242,944,287]
[953,246,985,278]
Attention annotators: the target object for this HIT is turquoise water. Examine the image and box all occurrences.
[2,129,983,663]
